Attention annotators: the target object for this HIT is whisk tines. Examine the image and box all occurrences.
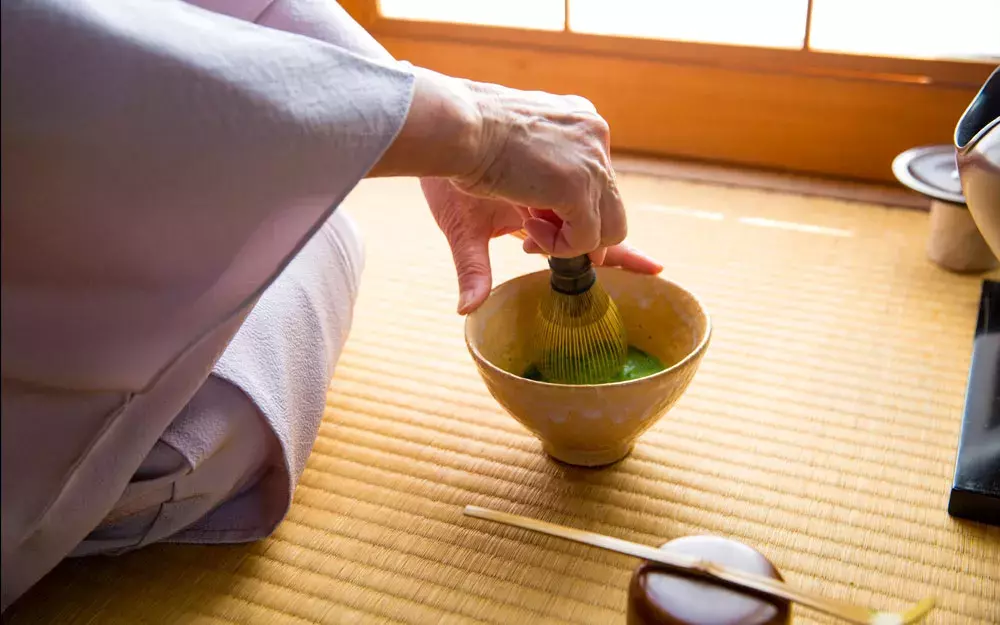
[534,255,628,384]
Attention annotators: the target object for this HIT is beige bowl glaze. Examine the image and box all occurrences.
[465,267,711,467]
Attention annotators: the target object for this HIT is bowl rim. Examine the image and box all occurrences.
[463,267,713,389]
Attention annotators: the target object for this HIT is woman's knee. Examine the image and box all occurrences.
[321,208,365,298]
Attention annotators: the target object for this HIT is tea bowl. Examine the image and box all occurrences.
[464,267,711,467]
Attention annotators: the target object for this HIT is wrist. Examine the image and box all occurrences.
[369,65,485,179]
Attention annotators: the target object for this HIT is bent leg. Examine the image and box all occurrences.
[75,209,365,554]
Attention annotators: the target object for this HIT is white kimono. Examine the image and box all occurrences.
[1,0,413,610]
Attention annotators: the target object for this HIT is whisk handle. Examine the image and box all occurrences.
[549,255,596,295]
[516,210,597,294]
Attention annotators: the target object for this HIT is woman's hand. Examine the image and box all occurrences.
[421,179,662,315]
[371,67,627,259]
[453,80,625,259]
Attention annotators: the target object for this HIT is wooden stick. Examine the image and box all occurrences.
[463,505,935,625]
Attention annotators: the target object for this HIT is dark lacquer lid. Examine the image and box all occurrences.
[627,536,790,625]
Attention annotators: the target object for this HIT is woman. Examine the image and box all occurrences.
[0,0,663,609]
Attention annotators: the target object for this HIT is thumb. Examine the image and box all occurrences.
[448,233,493,315]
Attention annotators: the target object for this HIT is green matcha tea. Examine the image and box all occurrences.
[523,346,666,384]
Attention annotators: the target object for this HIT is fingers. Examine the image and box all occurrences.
[551,205,601,257]
[552,137,617,258]
[513,204,533,220]
[600,243,663,274]
[588,247,608,266]
[520,235,663,276]
[542,142,624,259]
[528,208,563,228]
[523,217,560,253]
[527,202,603,260]
[598,165,627,248]
[448,234,494,315]
[534,180,624,258]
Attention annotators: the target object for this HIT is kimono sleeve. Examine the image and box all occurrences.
[0,0,414,610]
[1,0,416,392]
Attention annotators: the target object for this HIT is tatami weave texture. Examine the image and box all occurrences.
[5,173,999,624]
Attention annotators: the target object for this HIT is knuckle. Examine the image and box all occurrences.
[567,94,597,112]
[604,167,619,193]
[593,116,610,137]
[580,115,610,147]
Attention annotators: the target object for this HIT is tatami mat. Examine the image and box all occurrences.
[5,173,999,624]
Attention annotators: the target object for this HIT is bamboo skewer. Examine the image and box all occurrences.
[463,505,935,625]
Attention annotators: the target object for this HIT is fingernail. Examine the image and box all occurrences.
[458,289,475,314]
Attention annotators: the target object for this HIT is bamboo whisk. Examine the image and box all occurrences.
[533,253,628,384]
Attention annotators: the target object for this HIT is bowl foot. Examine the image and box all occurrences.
[543,442,634,468]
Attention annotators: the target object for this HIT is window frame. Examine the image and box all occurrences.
[341,0,998,184]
